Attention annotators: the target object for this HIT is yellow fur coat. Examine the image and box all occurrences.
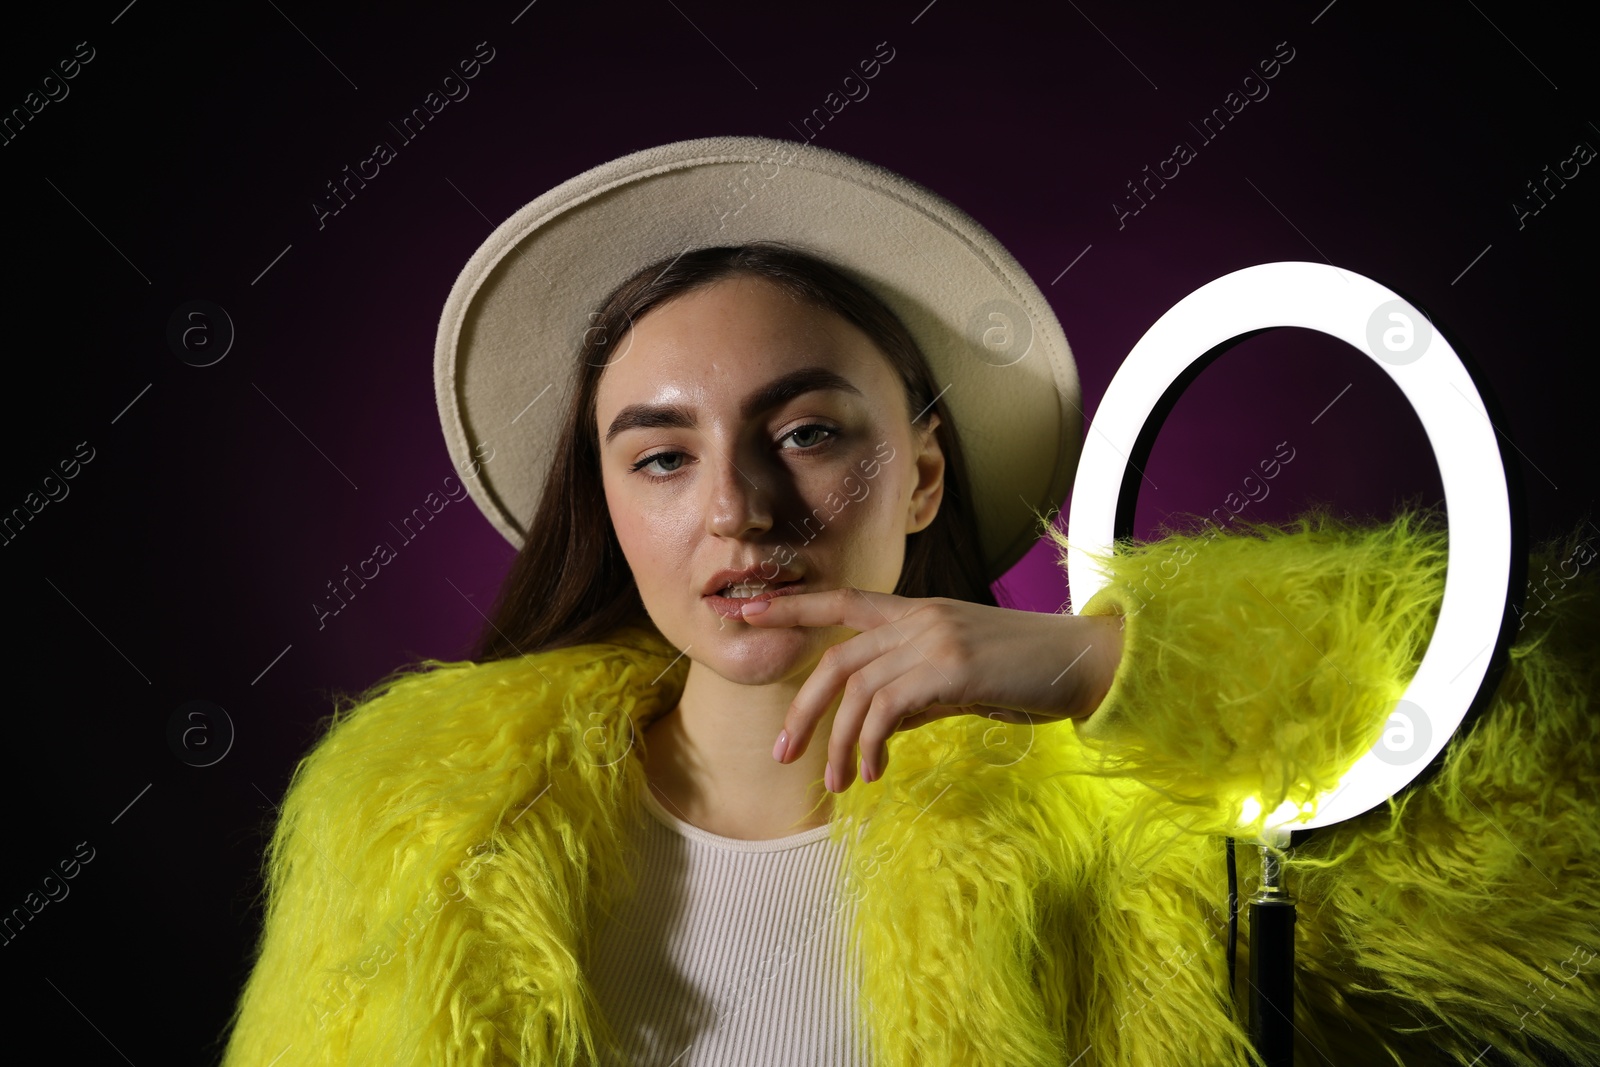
[217,510,1599,1066]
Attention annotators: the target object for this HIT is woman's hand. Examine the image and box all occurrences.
[739,588,1125,792]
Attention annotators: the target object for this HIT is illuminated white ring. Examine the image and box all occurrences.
[1065,261,1513,831]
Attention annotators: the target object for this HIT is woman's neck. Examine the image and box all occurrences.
[642,661,836,840]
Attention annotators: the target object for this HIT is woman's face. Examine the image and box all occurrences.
[595,274,945,686]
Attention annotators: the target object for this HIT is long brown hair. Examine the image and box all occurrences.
[475,242,995,662]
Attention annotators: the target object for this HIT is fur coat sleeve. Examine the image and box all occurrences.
[216,510,1600,1067]
[1008,508,1600,1066]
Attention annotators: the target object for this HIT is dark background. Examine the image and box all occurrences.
[1,1,1594,1062]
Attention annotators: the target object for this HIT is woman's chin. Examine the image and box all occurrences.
[701,622,830,685]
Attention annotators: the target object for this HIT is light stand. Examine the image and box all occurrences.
[1248,829,1296,1067]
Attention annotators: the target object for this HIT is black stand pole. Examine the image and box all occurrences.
[1248,837,1296,1067]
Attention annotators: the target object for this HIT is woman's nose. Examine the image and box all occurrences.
[704,443,773,538]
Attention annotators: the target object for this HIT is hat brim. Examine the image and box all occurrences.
[435,135,1082,583]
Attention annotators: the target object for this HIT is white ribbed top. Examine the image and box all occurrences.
[588,782,868,1066]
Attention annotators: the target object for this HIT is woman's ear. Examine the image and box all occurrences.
[905,412,946,535]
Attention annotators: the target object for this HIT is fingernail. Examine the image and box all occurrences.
[825,762,837,793]
[860,756,874,784]
[740,599,770,616]
[772,729,789,762]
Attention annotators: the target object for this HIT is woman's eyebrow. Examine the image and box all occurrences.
[603,366,863,445]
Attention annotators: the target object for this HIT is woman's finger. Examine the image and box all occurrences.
[740,585,917,633]
[825,644,932,790]
[861,672,973,788]
[778,623,906,764]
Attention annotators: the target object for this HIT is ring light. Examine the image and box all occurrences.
[1065,261,1515,831]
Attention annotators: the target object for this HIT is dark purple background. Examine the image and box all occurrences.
[2,1,1594,1061]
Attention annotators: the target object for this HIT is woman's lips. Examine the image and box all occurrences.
[704,580,804,619]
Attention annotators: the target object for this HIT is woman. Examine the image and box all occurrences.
[218,138,1599,1066]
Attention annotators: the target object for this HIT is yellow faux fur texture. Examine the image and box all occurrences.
[217,511,1599,1066]
[1036,507,1599,1066]
[218,628,687,1065]
[1043,506,1453,840]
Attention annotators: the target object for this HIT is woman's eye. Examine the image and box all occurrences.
[630,451,685,476]
[782,423,837,449]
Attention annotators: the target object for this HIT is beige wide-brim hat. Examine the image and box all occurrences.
[434,135,1083,582]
